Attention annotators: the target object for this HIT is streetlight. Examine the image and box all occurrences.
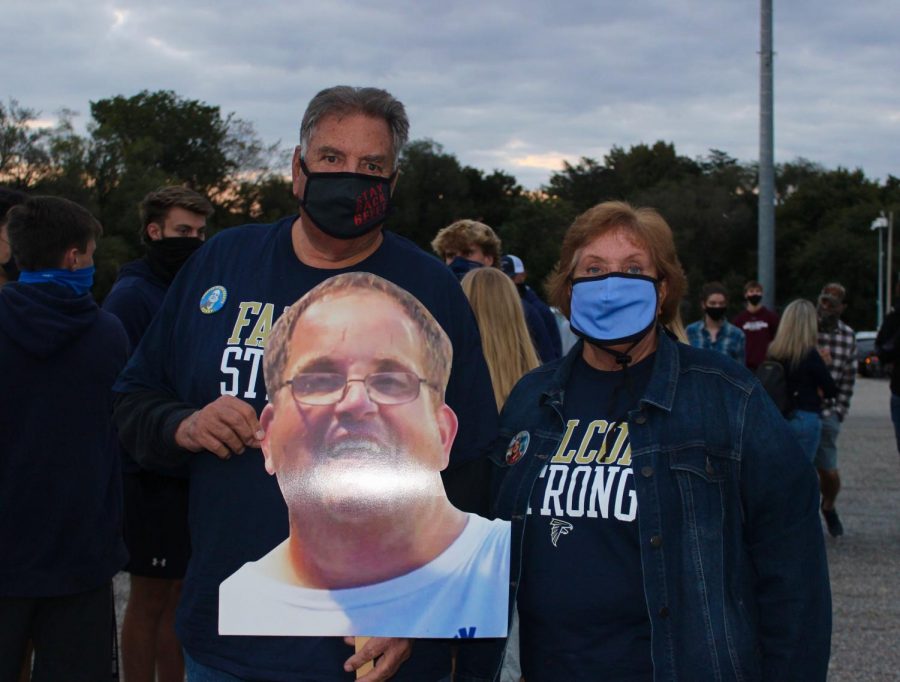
[871,212,889,328]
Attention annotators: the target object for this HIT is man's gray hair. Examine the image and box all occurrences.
[300,86,409,170]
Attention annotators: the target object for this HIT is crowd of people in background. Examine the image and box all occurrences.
[0,84,882,682]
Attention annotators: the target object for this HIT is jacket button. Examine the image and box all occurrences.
[659,606,670,618]
[641,466,654,478]
[634,413,647,424]
[650,535,663,548]
[705,458,715,475]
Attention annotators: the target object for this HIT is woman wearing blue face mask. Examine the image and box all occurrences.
[489,201,831,682]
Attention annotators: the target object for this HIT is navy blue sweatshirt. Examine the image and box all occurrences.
[103,258,168,350]
[103,258,178,475]
[0,281,129,596]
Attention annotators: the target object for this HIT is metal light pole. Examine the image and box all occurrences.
[871,213,889,328]
[758,0,776,308]
[887,211,895,313]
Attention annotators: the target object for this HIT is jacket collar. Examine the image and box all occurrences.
[541,326,680,414]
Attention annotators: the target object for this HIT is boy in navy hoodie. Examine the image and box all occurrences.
[103,185,212,682]
[0,196,129,681]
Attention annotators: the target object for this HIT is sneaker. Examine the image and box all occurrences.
[822,506,844,537]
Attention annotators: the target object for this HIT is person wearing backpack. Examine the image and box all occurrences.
[766,299,837,463]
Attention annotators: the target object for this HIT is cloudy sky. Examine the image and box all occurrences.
[5,0,898,189]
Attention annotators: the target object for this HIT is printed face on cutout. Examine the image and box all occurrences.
[260,290,457,514]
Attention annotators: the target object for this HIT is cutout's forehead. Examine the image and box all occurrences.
[288,291,422,369]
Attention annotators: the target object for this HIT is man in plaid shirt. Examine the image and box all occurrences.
[815,282,857,537]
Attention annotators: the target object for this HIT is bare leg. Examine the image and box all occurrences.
[155,581,184,682]
[121,576,179,682]
[818,469,841,510]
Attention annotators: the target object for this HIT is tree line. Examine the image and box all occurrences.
[2,91,898,331]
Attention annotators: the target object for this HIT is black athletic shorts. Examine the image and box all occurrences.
[123,470,190,579]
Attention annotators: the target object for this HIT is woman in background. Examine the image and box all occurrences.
[767,299,838,462]
[461,267,541,410]
[461,266,539,682]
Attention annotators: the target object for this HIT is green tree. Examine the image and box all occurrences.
[497,195,577,296]
[0,99,52,187]
[545,156,615,211]
[390,139,477,249]
[775,166,882,329]
[82,90,281,298]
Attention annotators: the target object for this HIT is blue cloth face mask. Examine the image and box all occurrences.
[19,265,96,295]
[569,273,659,347]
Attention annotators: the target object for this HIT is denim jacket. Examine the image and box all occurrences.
[491,332,831,681]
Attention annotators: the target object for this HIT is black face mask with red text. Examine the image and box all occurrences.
[298,158,396,240]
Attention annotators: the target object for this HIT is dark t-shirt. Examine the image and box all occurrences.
[518,353,654,682]
[733,306,779,369]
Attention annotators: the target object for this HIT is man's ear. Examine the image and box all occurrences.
[146,223,163,241]
[291,146,303,199]
[62,246,80,271]
[260,403,277,476]
[435,403,458,471]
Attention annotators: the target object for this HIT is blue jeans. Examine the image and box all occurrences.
[890,393,900,454]
[788,410,822,463]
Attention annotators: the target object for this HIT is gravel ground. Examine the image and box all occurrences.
[112,377,900,680]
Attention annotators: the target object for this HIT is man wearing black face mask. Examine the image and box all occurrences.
[686,281,746,364]
[111,86,497,682]
[102,185,212,682]
[733,279,780,370]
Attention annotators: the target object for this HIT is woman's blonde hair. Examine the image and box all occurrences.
[767,299,818,368]
[461,268,541,409]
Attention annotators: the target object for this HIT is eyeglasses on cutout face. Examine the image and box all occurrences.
[283,371,439,406]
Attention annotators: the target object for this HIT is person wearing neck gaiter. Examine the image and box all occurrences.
[686,281,746,364]
[102,186,212,682]
[0,196,129,681]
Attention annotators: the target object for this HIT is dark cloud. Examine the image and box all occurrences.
[4,0,897,189]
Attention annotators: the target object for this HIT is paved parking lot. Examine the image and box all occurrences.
[824,376,900,681]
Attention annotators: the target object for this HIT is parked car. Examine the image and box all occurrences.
[856,331,885,377]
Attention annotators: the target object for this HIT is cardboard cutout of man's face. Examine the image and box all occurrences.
[260,290,457,517]
[219,275,510,640]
